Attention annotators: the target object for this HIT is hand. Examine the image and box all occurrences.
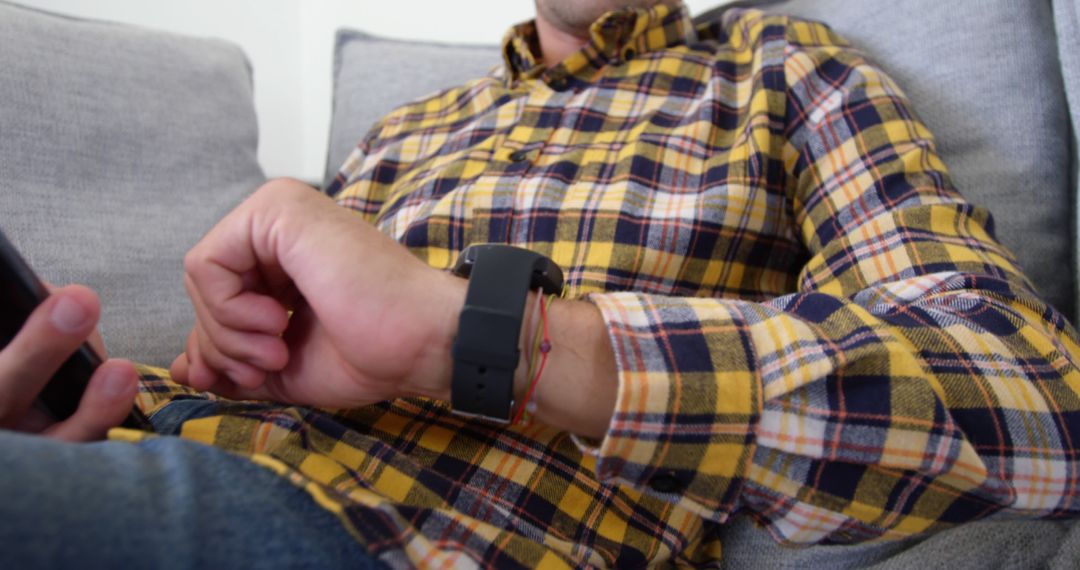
[0,285,140,441]
[44,282,108,358]
[170,179,464,408]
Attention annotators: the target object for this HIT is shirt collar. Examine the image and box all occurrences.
[501,2,694,84]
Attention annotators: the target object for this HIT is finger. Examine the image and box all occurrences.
[192,319,267,390]
[0,285,100,425]
[183,324,220,392]
[201,371,285,403]
[184,276,289,372]
[45,359,138,442]
[242,264,304,310]
[86,328,108,360]
[168,328,198,387]
[14,406,53,432]
[169,351,189,385]
[183,272,290,335]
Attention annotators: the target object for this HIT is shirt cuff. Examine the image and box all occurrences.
[580,291,760,520]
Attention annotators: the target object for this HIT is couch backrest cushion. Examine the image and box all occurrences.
[0,1,265,366]
[698,0,1075,319]
[324,30,502,188]
[1054,0,1080,321]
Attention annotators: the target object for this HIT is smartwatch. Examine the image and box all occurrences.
[450,244,563,423]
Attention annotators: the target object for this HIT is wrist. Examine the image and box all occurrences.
[528,298,617,439]
[512,290,541,407]
[420,277,541,411]
[400,269,466,402]
[443,245,562,422]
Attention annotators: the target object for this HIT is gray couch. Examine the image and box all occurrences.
[0,1,264,367]
[1,0,1078,567]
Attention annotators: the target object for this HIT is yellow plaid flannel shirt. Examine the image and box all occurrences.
[115,3,1080,567]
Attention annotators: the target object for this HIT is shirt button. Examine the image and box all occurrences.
[549,75,570,92]
[647,471,684,494]
[508,149,530,163]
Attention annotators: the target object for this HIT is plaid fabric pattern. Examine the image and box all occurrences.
[112,4,1080,567]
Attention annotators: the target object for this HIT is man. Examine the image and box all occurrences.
[2,0,1078,567]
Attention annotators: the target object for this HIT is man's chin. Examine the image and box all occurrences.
[536,0,669,36]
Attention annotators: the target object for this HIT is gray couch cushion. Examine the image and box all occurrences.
[1054,0,1080,318]
[701,0,1075,319]
[0,1,265,366]
[324,30,501,188]
[718,513,1080,570]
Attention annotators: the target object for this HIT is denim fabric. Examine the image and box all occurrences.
[0,403,380,569]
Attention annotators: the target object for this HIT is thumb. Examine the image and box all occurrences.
[45,359,139,442]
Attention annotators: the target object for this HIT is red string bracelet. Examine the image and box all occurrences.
[512,292,552,426]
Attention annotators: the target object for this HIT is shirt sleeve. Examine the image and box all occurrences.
[325,132,377,201]
[581,15,1080,544]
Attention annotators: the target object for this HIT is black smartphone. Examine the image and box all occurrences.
[0,228,150,430]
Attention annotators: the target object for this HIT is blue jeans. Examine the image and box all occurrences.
[0,400,380,569]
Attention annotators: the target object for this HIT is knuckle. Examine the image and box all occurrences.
[182,249,202,277]
[198,336,226,369]
[259,178,312,205]
[263,177,304,193]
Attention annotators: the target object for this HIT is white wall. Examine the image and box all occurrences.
[14,0,723,182]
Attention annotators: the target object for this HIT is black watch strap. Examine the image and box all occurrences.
[450,245,562,423]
